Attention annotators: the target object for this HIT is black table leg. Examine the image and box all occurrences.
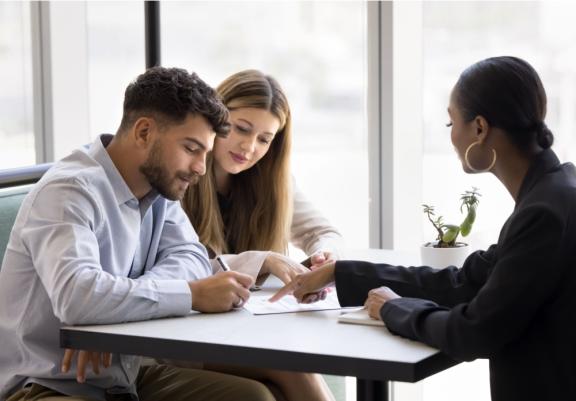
[357,379,389,401]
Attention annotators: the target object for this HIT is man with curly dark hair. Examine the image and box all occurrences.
[119,67,231,201]
[0,67,275,401]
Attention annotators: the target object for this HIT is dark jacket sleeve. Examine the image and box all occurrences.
[379,206,565,361]
[335,244,497,308]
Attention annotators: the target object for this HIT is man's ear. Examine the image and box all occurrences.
[474,115,490,144]
[132,117,156,149]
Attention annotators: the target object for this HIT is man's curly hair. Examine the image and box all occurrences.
[119,67,230,137]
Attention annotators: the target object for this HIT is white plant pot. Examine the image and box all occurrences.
[420,242,470,269]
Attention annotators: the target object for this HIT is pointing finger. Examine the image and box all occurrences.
[269,280,297,302]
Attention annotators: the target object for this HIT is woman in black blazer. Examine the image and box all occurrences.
[272,56,576,401]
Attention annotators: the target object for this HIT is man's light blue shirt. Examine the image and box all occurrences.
[0,135,212,400]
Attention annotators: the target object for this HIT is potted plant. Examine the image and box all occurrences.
[420,187,480,268]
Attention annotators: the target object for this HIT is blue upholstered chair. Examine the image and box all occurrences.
[0,163,51,265]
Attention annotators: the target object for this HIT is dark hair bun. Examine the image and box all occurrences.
[529,121,554,149]
[535,121,554,149]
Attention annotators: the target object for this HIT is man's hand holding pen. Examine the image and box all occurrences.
[181,254,253,311]
[189,271,253,312]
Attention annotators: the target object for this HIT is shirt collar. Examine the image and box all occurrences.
[88,134,140,206]
[516,149,561,204]
[139,189,161,217]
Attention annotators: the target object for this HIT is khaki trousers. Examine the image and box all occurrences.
[6,364,276,401]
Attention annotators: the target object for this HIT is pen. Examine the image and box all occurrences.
[216,255,261,292]
[215,255,231,272]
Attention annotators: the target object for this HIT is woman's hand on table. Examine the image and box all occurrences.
[364,286,401,321]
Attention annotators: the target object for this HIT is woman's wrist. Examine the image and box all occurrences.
[320,261,336,286]
[260,251,275,273]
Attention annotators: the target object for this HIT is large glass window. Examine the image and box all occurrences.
[422,1,576,252]
[86,1,144,139]
[162,1,368,250]
[420,2,576,400]
[0,2,35,169]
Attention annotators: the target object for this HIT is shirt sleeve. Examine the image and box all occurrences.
[379,206,565,361]
[210,251,270,280]
[20,179,193,325]
[335,244,497,307]
[290,182,344,259]
[138,200,212,282]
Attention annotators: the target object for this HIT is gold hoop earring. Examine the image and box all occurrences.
[464,141,497,173]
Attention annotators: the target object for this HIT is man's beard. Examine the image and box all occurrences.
[139,141,199,201]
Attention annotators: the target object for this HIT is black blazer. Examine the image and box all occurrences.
[335,149,576,401]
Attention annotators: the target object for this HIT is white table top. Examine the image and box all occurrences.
[61,249,456,382]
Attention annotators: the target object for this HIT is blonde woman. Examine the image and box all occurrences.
[181,70,342,401]
[183,69,343,285]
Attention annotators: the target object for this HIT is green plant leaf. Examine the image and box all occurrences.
[460,221,472,237]
[460,205,476,236]
[442,225,460,243]
[423,187,480,246]
[466,205,476,224]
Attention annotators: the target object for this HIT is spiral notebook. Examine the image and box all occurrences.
[338,307,385,326]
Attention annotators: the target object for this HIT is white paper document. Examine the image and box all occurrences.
[338,307,385,326]
[244,291,342,315]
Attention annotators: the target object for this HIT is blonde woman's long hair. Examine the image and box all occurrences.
[182,70,293,256]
